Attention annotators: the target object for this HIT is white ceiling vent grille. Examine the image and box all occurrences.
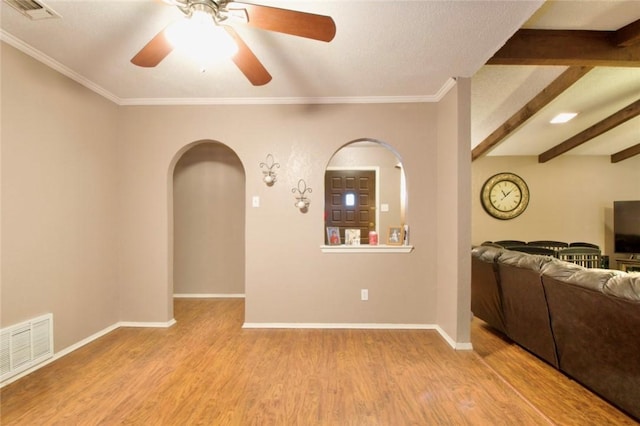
[4,0,61,20]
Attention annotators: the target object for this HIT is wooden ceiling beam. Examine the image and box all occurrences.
[539,99,640,163]
[471,66,592,161]
[487,29,640,67]
[611,143,640,163]
[613,19,640,47]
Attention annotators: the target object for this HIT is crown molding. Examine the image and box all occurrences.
[1,30,121,104]
[120,78,457,106]
[2,30,456,106]
[119,94,445,106]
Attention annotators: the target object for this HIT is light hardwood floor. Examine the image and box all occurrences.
[1,299,636,425]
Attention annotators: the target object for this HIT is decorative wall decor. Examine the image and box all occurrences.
[327,227,340,245]
[480,172,529,220]
[387,226,403,245]
[259,153,280,186]
[292,179,312,211]
[345,229,361,246]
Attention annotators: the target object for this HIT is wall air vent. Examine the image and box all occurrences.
[1,313,53,383]
[4,0,61,20]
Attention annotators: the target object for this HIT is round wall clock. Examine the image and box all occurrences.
[480,172,530,220]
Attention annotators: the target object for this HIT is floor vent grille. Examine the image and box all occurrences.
[3,0,61,20]
[1,314,53,382]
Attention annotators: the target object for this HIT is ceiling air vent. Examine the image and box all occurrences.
[4,0,61,20]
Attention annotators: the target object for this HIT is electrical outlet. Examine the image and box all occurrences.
[361,289,369,301]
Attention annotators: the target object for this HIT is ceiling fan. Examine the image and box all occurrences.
[131,0,336,86]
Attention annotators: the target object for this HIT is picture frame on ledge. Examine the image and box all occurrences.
[326,227,340,245]
[387,227,403,246]
[345,229,361,246]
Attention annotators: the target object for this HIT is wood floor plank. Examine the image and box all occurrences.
[1,299,635,425]
[472,320,637,425]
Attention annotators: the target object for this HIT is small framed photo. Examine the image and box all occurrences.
[345,229,361,246]
[326,227,341,245]
[387,227,404,245]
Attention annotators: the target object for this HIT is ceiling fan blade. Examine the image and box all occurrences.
[224,26,272,86]
[131,27,174,67]
[229,2,336,42]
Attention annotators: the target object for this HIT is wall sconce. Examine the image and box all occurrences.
[259,154,280,186]
[292,179,312,211]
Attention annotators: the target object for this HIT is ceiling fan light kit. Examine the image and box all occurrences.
[165,10,238,64]
[132,0,336,86]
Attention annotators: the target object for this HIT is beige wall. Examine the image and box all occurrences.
[1,43,120,351]
[436,79,472,347]
[5,35,636,353]
[2,42,474,353]
[173,142,245,295]
[472,155,640,266]
[118,102,446,326]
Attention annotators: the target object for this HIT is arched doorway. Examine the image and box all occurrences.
[172,141,245,296]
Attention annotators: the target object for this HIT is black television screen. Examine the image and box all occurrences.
[614,200,640,254]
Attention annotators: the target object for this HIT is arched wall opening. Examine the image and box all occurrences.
[324,138,407,245]
[171,141,246,297]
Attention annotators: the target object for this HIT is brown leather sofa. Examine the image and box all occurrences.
[498,250,559,367]
[541,261,640,421]
[471,246,640,420]
[470,246,506,334]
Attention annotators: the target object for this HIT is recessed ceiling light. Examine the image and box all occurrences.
[550,112,578,124]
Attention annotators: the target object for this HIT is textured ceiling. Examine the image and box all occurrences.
[0,0,541,102]
[1,0,639,157]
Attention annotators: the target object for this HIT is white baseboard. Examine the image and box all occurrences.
[173,294,245,299]
[0,322,119,388]
[0,318,177,389]
[1,316,472,388]
[243,322,433,330]
[118,319,177,328]
[242,322,473,350]
[435,325,474,350]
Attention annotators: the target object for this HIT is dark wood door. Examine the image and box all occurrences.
[325,170,376,244]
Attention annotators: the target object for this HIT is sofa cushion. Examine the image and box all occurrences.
[498,250,552,271]
[541,260,621,292]
[604,273,640,301]
[472,245,504,260]
[540,258,584,278]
